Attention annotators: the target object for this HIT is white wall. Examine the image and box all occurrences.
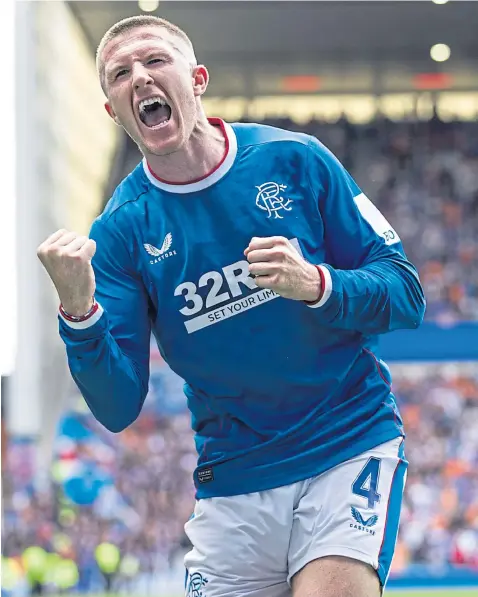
[8,0,118,471]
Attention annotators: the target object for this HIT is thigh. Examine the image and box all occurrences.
[184,487,294,597]
[292,555,380,597]
[288,436,407,592]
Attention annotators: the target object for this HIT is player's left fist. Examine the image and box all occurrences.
[244,236,321,302]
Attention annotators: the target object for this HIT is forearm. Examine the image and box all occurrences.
[309,257,426,334]
[59,313,149,432]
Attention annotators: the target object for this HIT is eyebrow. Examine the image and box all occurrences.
[105,47,174,77]
[107,63,127,73]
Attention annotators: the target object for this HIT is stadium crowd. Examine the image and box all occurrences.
[2,360,478,594]
[390,365,478,572]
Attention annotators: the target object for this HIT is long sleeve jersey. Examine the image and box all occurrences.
[59,119,425,498]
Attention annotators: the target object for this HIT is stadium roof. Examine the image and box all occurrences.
[69,1,478,95]
[70,0,478,66]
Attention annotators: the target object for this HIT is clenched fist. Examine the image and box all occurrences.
[37,229,96,316]
[244,236,321,302]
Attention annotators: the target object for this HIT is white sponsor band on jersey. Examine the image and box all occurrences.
[353,193,400,246]
[184,288,280,333]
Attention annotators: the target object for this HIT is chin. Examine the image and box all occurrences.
[143,139,181,157]
[131,110,191,157]
[142,129,185,157]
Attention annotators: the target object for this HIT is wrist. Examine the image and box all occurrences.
[303,265,325,304]
[60,298,95,320]
[59,300,104,330]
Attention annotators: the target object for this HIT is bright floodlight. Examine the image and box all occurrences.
[430,43,451,62]
[432,0,450,5]
[138,0,159,12]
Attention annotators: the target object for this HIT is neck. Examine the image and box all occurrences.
[145,116,226,184]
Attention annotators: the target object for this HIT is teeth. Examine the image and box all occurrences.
[139,96,168,112]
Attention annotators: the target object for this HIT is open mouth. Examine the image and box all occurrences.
[138,96,172,129]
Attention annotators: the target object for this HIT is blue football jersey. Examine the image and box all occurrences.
[59,119,425,498]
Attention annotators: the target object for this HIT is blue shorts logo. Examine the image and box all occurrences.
[186,572,208,597]
[350,506,378,535]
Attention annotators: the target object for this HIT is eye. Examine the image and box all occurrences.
[147,58,163,65]
[115,69,128,80]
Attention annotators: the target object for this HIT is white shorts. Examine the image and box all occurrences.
[184,437,407,597]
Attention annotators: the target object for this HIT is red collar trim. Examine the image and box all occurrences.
[146,118,229,186]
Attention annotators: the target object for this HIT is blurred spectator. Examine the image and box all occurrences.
[392,363,478,574]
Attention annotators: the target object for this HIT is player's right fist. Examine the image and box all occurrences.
[37,229,96,317]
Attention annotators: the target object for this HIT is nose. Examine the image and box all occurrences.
[132,63,154,90]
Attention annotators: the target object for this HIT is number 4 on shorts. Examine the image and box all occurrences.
[352,457,381,509]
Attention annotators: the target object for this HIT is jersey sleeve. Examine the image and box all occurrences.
[58,215,152,432]
[305,137,426,334]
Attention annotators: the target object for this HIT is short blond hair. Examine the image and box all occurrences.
[96,15,196,93]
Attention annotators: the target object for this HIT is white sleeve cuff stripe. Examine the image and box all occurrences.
[60,303,104,329]
[307,265,333,309]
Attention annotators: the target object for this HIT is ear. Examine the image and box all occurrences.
[104,102,121,126]
[192,65,209,97]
